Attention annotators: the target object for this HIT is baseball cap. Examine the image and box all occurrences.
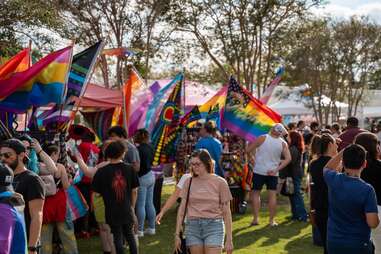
[1,138,26,154]
[0,162,14,193]
[273,123,288,135]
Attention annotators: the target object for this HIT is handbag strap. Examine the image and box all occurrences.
[181,177,193,225]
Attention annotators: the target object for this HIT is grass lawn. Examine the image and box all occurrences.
[78,184,323,254]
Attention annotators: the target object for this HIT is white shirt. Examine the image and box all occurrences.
[177,173,192,189]
[253,134,286,176]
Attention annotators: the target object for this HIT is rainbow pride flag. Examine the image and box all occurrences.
[223,77,281,141]
[0,48,30,80]
[0,46,72,112]
[199,85,227,113]
[151,75,184,166]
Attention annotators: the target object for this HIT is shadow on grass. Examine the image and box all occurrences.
[232,219,308,249]
[284,232,322,253]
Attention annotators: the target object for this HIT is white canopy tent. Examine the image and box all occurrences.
[269,100,314,115]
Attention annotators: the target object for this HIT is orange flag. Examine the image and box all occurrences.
[0,48,30,80]
[118,68,143,127]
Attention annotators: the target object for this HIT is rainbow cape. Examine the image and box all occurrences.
[0,46,72,112]
[0,48,30,80]
[222,77,281,141]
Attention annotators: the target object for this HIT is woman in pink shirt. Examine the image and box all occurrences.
[174,149,234,254]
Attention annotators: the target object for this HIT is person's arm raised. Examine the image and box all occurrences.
[324,150,342,172]
[32,139,57,174]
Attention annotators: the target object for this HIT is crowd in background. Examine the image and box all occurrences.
[0,116,380,254]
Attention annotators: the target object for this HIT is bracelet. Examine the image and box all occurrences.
[37,150,43,155]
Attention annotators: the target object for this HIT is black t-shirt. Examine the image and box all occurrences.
[361,158,381,206]
[12,170,45,237]
[137,143,154,177]
[309,156,331,215]
[92,162,139,225]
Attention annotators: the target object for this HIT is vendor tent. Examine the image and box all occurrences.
[75,83,123,108]
[269,100,313,115]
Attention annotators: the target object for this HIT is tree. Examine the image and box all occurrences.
[284,16,381,124]
[168,0,321,94]
[54,0,173,87]
[0,0,63,56]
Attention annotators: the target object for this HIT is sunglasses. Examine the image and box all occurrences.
[0,152,12,159]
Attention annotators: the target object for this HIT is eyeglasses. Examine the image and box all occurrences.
[190,162,202,167]
[0,152,12,159]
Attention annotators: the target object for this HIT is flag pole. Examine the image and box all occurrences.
[122,63,131,135]
[24,40,32,131]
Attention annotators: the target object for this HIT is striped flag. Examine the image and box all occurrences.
[259,66,285,104]
[0,46,73,112]
[223,77,281,141]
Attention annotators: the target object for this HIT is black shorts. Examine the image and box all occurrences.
[252,173,278,191]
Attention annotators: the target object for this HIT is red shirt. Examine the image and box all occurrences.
[78,142,100,184]
[338,127,366,151]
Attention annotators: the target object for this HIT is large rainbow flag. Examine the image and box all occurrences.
[223,77,281,141]
[0,46,72,112]
[37,41,104,130]
[145,73,184,131]
[151,75,184,166]
[0,48,30,80]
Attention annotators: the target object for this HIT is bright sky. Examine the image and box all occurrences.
[313,0,381,23]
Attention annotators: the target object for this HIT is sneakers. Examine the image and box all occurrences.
[137,231,144,237]
[144,228,156,235]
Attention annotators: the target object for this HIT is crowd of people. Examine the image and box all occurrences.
[0,116,380,254]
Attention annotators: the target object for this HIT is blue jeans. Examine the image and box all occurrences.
[289,176,307,221]
[136,171,156,231]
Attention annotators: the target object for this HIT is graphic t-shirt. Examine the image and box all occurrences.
[12,170,45,238]
[181,174,232,219]
[324,169,378,244]
[92,162,139,225]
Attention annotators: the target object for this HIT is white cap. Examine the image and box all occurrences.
[273,123,288,135]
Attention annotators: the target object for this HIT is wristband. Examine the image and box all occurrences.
[37,149,43,155]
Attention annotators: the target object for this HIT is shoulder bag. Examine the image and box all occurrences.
[175,177,193,254]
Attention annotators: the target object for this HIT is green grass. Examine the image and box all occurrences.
[78,184,322,254]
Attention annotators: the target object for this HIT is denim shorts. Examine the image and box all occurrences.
[185,218,225,247]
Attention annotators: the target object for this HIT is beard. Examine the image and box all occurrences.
[8,158,19,171]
